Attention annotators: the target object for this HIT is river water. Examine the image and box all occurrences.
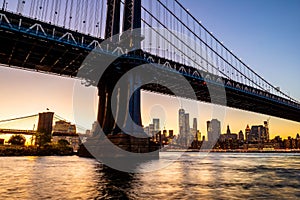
[1,153,300,199]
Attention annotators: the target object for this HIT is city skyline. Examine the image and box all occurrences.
[142,107,296,141]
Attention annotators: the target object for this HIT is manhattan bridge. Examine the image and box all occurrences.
[0,0,299,156]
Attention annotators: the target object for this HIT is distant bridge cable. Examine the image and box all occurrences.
[0,114,39,124]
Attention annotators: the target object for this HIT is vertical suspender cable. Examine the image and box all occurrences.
[38,0,43,20]
[57,0,61,25]
[75,0,80,30]
[142,3,145,51]
[205,31,208,72]
[69,0,74,29]
[162,1,165,58]
[166,0,170,59]
[41,0,46,21]
[156,2,159,56]
[44,0,49,21]
[99,0,104,38]
[94,0,99,36]
[180,8,184,64]
[88,0,94,34]
[216,41,219,75]
[33,0,38,18]
[172,0,175,61]
[17,0,21,13]
[175,3,178,62]
[186,11,189,66]
[79,0,84,32]
[100,0,107,38]
[49,0,54,23]
[210,35,213,74]
[63,0,69,27]
[193,19,196,67]
[149,1,152,54]
[83,0,88,33]
[53,0,58,25]
[29,0,34,16]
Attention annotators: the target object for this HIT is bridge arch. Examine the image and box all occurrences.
[179,66,187,74]
[192,70,200,78]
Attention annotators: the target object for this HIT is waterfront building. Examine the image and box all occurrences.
[178,109,185,137]
[197,130,201,142]
[52,120,78,151]
[52,133,80,152]
[53,120,76,134]
[149,124,154,137]
[245,125,251,141]
[220,125,238,142]
[207,119,221,142]
[247,124,268,143]
[263,121,270,142]
[144,126,150,136]
[168,130,174,138]
[153,118,160,132]
[238,130,244,141]
[192,118,198,142]
[91,121,99,136]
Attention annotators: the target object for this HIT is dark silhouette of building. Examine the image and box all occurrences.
[37,112,54,144]
[238,130,244,141]
[169,130,174,138]
[247,125,268,143]
[220,125,238,142]
[245,125,251,141]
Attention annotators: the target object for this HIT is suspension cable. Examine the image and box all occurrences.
[0,114,39,124]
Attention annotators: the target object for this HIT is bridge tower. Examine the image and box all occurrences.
[93,0,158,156]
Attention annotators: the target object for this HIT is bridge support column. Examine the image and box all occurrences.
[96,72,158,154]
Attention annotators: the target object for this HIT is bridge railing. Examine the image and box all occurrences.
[3,0,106,39]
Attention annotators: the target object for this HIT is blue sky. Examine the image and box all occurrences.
[181,0,300,100]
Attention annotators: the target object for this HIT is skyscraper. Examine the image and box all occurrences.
[264,121,270,142]
[153,118,160,132]
[207,119,221,142]
[184,113,190,136]
[238,130,244,141]
[193,118,198,142]
[245,125,251,141]
[247,124,268,143]
[178,108,185,136]
[178,108,193,147]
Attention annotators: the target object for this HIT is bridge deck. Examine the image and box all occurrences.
[0,10,299,122]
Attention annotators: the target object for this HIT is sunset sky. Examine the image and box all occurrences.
[0,0,300,139]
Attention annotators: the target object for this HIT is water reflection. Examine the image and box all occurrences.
[1,153,300,199]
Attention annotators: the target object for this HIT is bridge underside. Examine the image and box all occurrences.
[0,10,299,124]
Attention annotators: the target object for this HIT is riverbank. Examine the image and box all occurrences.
[163,148,300,153]
[0,145,74,156]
